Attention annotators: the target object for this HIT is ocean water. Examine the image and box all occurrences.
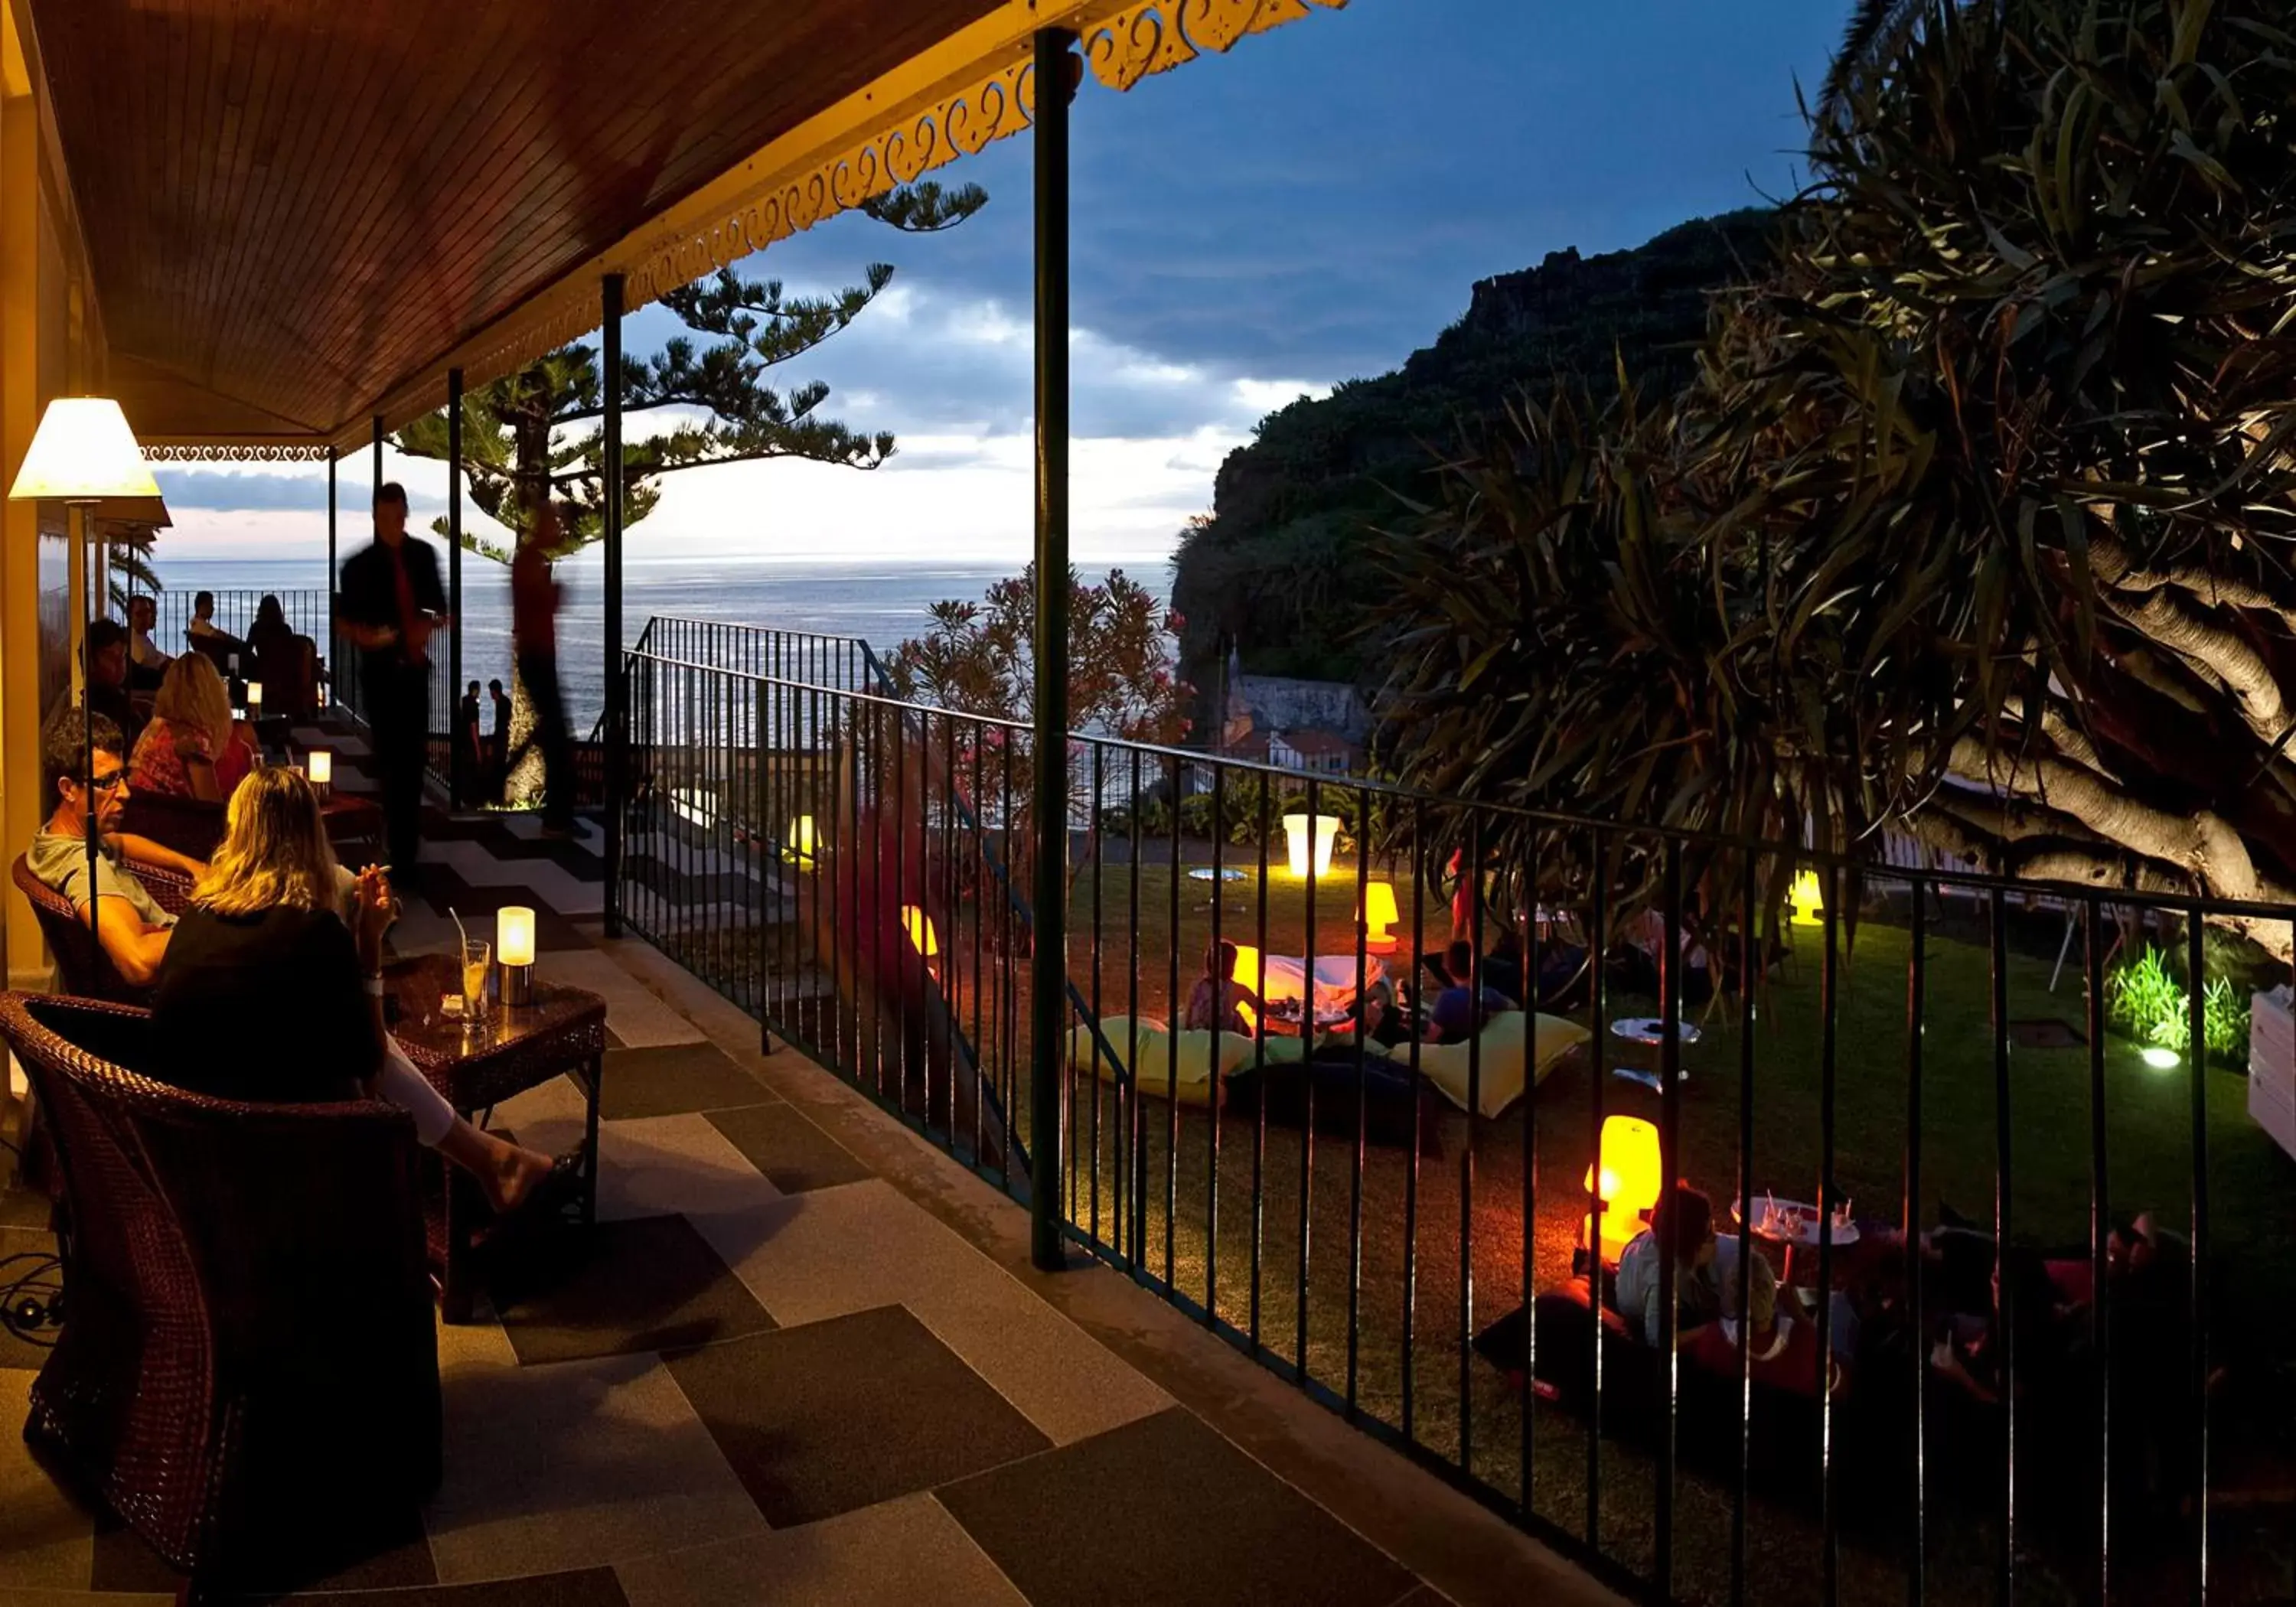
[148,553,1174,729]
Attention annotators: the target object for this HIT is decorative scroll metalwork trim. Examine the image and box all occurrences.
[367,0,1345,431]
[1082,0,1348,93]
[140,442,336,463]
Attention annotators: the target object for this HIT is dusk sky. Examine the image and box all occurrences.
[152,0,1850,567]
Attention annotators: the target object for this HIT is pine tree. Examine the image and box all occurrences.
[395,180,986,802]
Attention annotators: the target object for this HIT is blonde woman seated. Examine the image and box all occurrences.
[130,652,255,803]
[151,767,564,1214]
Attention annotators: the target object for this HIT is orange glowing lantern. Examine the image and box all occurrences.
[1582,1115,1664,1267]
[1360,880,1399,952]
[899,905,938,958]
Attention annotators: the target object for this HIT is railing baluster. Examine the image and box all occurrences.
[1906,880,1927,1607]
[1817,862,1840,1607]
[2185,907,2211,1605]
[2087,894,2111,1607]
[1991,885,2014,1606]
[1403,801,1424,1441]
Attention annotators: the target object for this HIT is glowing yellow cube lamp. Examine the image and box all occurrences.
[1361,880,1400,952]
[1582,1114,1664,1267]
[1282,813,1340,880]
[1789,868,1825,927]
[1227,942,1265,992]
[784,815,817,867]
[900,905,939,959]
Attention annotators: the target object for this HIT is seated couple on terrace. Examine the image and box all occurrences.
[27,704,565,1216]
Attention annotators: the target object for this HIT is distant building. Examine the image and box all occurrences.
[1218,642,1367,777]
[1268,728,1357,774]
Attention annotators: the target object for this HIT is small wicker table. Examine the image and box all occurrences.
[384,953,608,1322]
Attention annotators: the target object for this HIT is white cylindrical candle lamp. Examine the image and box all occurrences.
[307,748,332,790]
[246,680,263,712]
[497,905,536,1005]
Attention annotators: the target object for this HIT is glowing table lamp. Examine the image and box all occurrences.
[9,397,163,935]
[307,749,334,792]
[1582,1114,1663,1267]
[245,680,263,715]
[1789,869,1825,927]
[1282,813,1339,880]
[497,906,536,1006]
[1360,880,1399,952]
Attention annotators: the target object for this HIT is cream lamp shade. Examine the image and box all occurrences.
[307,750,333,784]
[497,907,536,968]
[246,681,263,709]
[8,398,162,501]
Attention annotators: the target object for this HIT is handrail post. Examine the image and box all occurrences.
[603,272,626,937]
[447,367,463,804]
[1028,24,1074,1272]
[325,449,337,709]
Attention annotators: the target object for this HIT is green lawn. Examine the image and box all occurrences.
[752,855,2296,1606]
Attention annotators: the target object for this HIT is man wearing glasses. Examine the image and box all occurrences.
[27,704,206,988]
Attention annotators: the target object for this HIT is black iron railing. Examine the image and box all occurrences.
[617,637,2292,1607]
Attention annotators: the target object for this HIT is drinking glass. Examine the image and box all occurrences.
[461,939,491,1020]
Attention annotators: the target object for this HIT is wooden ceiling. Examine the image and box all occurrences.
[29,0,1008,443]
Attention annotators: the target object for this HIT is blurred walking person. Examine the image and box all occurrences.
[512,496,576,836]
[338,482,448,885]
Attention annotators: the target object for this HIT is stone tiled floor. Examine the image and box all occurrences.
[0,722,1619,1607]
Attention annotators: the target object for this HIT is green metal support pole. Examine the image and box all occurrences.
[325,449,337,708]
[1029,25,1073,1273]
[447,367,463,801]
[602,273,626,937]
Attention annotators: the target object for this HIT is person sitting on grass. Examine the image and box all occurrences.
[27,705,206,988]
[1690,1251,1838,1397]
[1614,1183,1722,1348]
[151,765,572,1216]
[1427,938,1515,1042]
[1185,939,1264,1038]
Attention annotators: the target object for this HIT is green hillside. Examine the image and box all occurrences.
[1170,208,1777,700]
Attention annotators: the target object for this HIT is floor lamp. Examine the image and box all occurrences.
[8,398,164,937]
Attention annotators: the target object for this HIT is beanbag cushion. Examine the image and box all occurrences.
[1065,1016,1252,1106]
[1414,1010,1590,1119]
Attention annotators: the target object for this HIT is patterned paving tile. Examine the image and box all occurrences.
[664,1305,1049,1528]
[426,1351,766,1583]
[696,1182,1171,1447]
[532,952,703,1048]
[282,1570,634,1607]
[612,1493,1025,1607]
[938,1407,1420,1607]
[89,1507,435,1593]
[487,1214,776,1366]
[0,1371,90,1587]
[601,1042,776,1120]
[589,1116,784,1227]
[703,1103,871,1195]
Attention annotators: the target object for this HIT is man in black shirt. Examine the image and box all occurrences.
[337,482,448,879]
[488,678,512,803]
[83,619,144,754]
[456,680,484,808]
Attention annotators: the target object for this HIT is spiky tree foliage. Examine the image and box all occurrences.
[882,566,1190,941]
[1378,0,2296,956]
[392,180,985,799]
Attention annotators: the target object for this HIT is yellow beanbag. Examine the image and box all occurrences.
[1065,1018,1254,1107]
[1414,1011,1590,1119]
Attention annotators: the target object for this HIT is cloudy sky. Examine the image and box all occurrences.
[153,0,1849,566]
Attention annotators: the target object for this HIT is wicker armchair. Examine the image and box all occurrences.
[117,791,228,861]
[0,993,441,1582]
[11,854,193,1004]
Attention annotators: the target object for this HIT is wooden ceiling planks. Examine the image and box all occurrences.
[28,0,1006,441]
